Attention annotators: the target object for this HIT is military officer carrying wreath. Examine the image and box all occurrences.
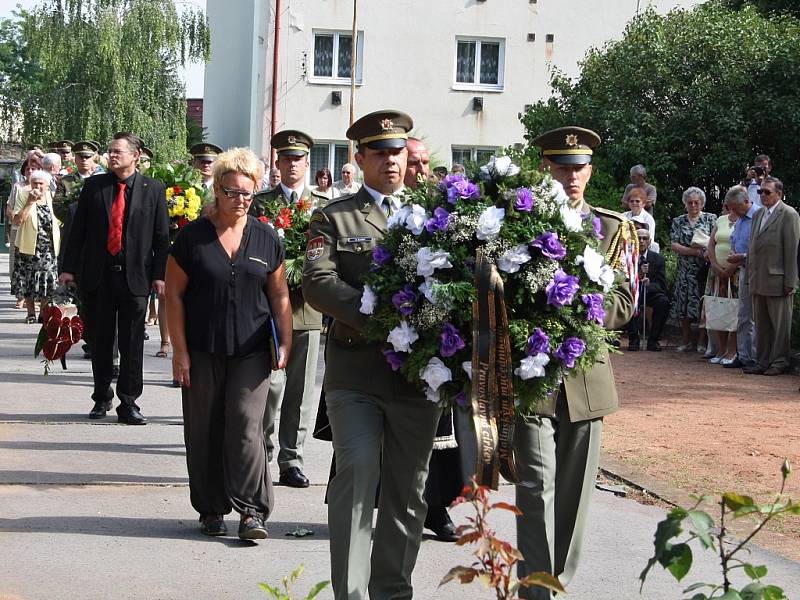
[302,110,442,600]
[252,130,328,488]
[514,127,636,599]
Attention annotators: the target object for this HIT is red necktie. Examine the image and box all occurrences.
[107,182,126,255]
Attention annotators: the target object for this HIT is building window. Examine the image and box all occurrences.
[310,141,352,182]
[451,146,497,167]
[454,37,504,91]
[312,30,364,84]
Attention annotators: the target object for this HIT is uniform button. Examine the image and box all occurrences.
[355,246,362,252]
[347,338,353,344]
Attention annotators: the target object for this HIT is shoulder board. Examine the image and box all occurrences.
[321,193,358,210]
[310,189,328,199]
[593,205,625,222]
[253,188,276,201]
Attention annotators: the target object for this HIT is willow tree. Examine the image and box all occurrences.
[13,0,209,159]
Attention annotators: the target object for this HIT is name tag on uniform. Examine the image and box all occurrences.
[306,236,324,261]
[346,236,373,243]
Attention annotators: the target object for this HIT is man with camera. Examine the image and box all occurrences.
[627,227,670,351]
[746,154,773,208]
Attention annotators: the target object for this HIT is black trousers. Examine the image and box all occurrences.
[82,265,147,405]
[627,289,670,342]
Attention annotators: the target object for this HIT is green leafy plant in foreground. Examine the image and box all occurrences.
[440,479,565,599]
[258,564,329,600]
[640,460,799,599]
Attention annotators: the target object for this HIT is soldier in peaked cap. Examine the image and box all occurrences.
[190,142,222,189]
[512,126,636,599]
[49,139,75,163]
[252,129,328,490]
[302,110,442,600]
[138,147,153,171]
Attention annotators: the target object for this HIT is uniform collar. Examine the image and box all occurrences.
[279,182,305,199]
[362,182,404,212]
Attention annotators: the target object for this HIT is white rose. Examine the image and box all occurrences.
[476,206,505,240]
[462,360,473,381]
[404,204,428,235]
[419,277,438,304]
[576,245,609,287]
[386,321,419,353]
[359,284,377,315]
[419,356,453,392]
[514,352,550,380]
[497,244,532,274]
[551,179,570,206]
[424,387,441,403]
[416,247,453,277]
[559,204,583,232]
[480,155,520,180]
[598,264,615,292]
[387,205,411,230]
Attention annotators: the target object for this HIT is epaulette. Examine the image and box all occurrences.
[321,193,357,211]
[592,205,625,222]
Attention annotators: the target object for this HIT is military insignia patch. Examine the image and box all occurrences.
[309,212,325,223]
[565,134,579,146]
[287,135,297,144]
[306,235,324,261]
[380,119,394,132]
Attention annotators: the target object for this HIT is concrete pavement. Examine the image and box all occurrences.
[1,253,798,600]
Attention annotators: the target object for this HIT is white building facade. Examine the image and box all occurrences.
[204,0,702,178]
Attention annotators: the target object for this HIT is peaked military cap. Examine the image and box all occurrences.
[532,126,601,165]
[140,147,154,160]
[190,143,223,161]
[73,140,99,157]
[49,139,75,152]
[347,110,413,150]
[271,130,313,157]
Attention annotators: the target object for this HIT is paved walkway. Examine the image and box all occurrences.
[0,254,798,599]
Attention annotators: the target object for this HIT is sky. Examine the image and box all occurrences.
[0,0,206,97]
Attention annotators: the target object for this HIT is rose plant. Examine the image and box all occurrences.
[359,155,621,413]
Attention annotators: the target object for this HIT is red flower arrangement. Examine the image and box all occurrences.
[34,305,84,374]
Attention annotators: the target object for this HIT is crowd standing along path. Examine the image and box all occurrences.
[0,255,798,599]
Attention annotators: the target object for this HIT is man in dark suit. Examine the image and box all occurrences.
[60,132,170,424]
[626,228,670,352]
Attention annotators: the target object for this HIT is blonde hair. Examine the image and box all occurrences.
[212,147,264,188]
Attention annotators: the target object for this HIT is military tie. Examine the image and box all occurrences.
[290,190,299,205]
[381,196,394,217]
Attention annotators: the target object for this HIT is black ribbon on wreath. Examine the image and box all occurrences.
[468,253,519,490]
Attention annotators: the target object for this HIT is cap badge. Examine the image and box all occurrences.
[204,146,210,153]
[287,135,297,145]
[565,134,579,147]
[380,119,394,132]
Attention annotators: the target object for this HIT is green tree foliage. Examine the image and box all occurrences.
[723,0,800,18]
[0,0,209,159]
[521,1,800,232]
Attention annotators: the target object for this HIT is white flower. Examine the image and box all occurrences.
[462,360,473,381]
[404,204,428,235]
[416,247,453,277]
[386,321,419,353]
[387,205,411,230]
[576,245,615,292]
[419,356,452,392]
[497,244,532,273]
[598,265,615,292]
[480,155,521,180]
[559,204,583,232]
[514,353,550,380]
[419,277,438,304]
[551,179,570,207]
[359,284,377,315]
[476,206,505,240]
[424,387,441,403]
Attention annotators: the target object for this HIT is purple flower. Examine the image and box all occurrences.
[454,390,468,407]
[440,323,466,357]
[581,293,606,325]
[373,245,392,266]
[545,269,580,308]
[392,284,417,316]
[440,174,466,189]
[442,175,481,204]
[555,337,586,369]
[531,231,567,260]
[592,216,604,240]
[526,328,550,356]
[514,188,534,212]
[425,207,451,233]
[382,349,407,371]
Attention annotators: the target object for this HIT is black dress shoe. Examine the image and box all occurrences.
[111,365,120,380]
[425,506,458,542]
[143,331,150,341]
[279,467,310,488]
[199,515,228,536]
[88,399,113,419]
[743,366,765,375]
[723,358,743,369]
[646,340,662,352]
[117,404,147,425]
[238,515,268,540]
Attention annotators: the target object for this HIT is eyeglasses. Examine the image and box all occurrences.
[756,189,774,196]
[220,186,254,200]
[637,236,650,242]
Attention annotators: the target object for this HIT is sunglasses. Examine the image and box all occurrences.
[220,186,254,200]
[756,189,774,196]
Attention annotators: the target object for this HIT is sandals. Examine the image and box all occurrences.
[156,341,170,358]
[146,316,158,326]
[25,314,36,324]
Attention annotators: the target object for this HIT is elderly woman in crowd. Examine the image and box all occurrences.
[622,164,657,214]
[670,187,717,351]
[313,167,340,200]
[623,187,659,252]
[705,197,740,365]
[5,157,40,309]
[11,170,60,323]
[166,147,292,540]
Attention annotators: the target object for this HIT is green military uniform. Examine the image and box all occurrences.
[190,143,222,194]
[302,111,441,600]
[514,127,635,599]
[252,131,328,479]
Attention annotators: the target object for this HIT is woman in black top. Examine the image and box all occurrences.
[166,147,292,540]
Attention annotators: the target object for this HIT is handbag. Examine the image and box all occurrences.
[703,280,738,332]
[690,228,710,249]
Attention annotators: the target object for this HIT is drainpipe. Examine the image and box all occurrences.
[271,0,282,167]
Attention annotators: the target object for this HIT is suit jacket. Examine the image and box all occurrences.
[252,184,328,331]
[562,206,635,422]
[61,172,169,297]
[748,201,800,296]
[641,249,667,296]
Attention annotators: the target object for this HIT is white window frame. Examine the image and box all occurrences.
[451,146,498,167]
[309,140,357,185]
[309,30,365,86]
[452,36,505,92]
